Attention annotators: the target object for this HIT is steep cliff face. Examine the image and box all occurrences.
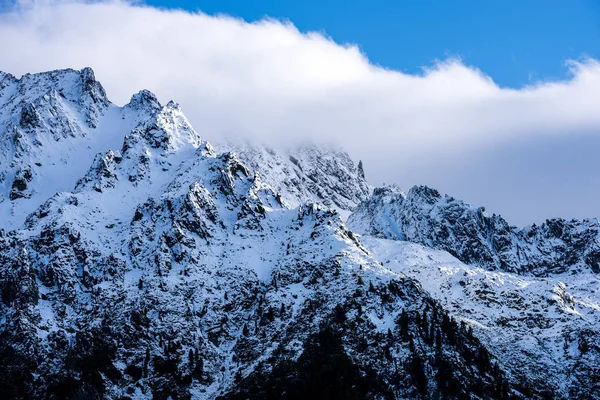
[0,68,525,400]
[348,185,600,275]
[213,141,371,213]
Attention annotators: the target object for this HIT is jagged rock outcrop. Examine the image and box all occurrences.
[348,186,600,397]
[0,68,163,229]
[213,141,371,212]
[348,185,600,275]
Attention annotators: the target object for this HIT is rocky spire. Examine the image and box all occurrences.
[358,160,365,180]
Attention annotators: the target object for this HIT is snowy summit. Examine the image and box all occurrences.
[0,68,598,399]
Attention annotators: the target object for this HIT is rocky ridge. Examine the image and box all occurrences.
[0,68,162,229]
[2,67,600,399]
[0,68,529,400]
[348,185,600,275]
[212,140,371,214]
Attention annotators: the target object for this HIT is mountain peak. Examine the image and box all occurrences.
[146,101,202,151]
[406,184,442,203]
[0,71,17,89]
[14,67,109,109]
[0,68,192,229]
[213,140,371,212]
[373,184,403,197]
[125,89,162,113]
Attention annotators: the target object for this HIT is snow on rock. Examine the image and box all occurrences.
[0,68,529,399]
[213,140,371,214]
[348,185,600,275]
[361,236,600,398]
[0,68,163,229]
[350,184,600,396]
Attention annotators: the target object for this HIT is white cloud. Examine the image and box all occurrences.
[1,0,600,224]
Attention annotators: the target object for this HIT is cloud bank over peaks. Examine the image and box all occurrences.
[1,0,600,224]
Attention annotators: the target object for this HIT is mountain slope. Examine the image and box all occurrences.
[348,185,600,398]
[361,237,600,399]
[0,68,527,400]
[348,185,600,275]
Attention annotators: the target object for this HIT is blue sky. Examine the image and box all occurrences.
[146,0,600,88]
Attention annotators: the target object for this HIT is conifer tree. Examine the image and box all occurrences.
[188,349,195,370]
[334,304,346,324]
[408,353,428,396]
[422,309,428,332]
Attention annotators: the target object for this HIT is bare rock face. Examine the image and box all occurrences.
[9,167,33,200]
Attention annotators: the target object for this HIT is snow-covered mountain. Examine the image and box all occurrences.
[348,185,600,275]
[0,68,597,399]
[348,186,600,397]
[0,68,162,229]
[362,237,600,398]
[0,67,367,230]
[212,140,370,215]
